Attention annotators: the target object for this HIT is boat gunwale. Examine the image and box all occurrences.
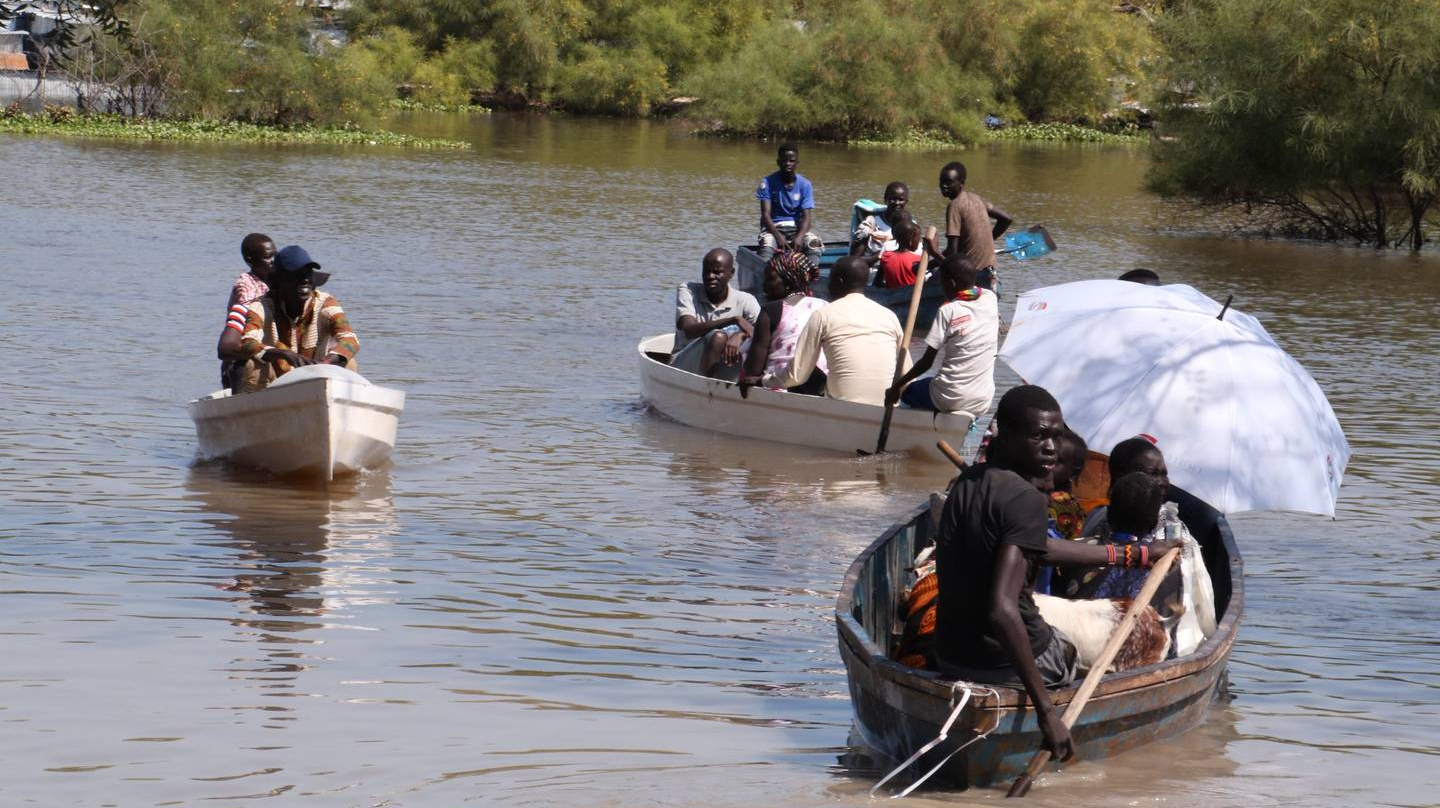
[187,376,405,419]
[636,334,975,435]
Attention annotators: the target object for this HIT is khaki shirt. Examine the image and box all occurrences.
[945,190,997,270]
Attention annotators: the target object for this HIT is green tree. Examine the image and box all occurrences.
[685,8,986,141]
[1149,0,1440,249]
[1005,0,1155,123]
[72,0,390,125]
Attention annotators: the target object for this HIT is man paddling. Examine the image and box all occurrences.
[750,256,904,405]
[235,246,360,392]
[931,385,1181,761]
[885,255,999,418]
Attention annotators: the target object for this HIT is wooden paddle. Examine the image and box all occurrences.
[1006,546,1181,798]
[871,226,937,455]
[937,439,967,470]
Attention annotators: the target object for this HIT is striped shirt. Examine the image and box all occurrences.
[225,272,270,333]
[240,291,360,370]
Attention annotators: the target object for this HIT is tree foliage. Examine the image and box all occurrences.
[25,0,1158,141]
[1149,0,1440,249]
[685,0,1153,141]
[61,0,389,125]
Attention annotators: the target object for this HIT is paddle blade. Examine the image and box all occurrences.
[1001,226,1056,260]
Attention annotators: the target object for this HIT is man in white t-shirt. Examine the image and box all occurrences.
[886,255,999,419]
[671,248,761,379]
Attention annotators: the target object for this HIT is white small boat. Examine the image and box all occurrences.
[638,334,974,461]
[187,365,405,480]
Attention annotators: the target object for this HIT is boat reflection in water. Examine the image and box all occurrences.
[184,464,399,722]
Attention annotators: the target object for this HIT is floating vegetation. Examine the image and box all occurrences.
[0,111,471,149]
[387,99,490,114]
[986,123,1147,144]
[847,123,1146,150]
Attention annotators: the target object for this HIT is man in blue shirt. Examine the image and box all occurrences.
[756,143,823,264]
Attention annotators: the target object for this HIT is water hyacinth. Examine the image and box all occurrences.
[0,111,471,149]
[987,123,1147,144]
[846,123,1147,150]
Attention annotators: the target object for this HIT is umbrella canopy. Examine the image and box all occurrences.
[999,279,1349,516]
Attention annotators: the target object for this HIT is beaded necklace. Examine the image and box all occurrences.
[954,286,981,302]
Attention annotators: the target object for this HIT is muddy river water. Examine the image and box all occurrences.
[2,113,1437,807]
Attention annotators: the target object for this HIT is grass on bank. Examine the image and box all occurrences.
[387,98,490,114]
[848,122,1148,149]
[0,110,471,149]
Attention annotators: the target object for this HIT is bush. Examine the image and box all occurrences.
[554,44,669,116]
[1004,0,1155,123]
[74,0,391,126]
[1149,0,1440,249]
[685,12,985,142]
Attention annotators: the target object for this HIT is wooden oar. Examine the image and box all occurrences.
[1006,547,1181,798]
[937,439,967,471]
[871,226,937,455]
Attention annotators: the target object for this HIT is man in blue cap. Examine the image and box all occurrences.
[233,245,360,392]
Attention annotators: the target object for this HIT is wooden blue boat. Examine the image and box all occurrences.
[835,486,1242,790]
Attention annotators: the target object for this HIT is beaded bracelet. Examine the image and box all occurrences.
[1106,545,1118,566]
[1140,545,1150,568]
[1124,545,1134,568]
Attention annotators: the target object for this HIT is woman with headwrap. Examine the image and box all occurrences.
[739,252,828,396]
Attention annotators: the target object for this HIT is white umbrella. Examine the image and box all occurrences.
[999,279,1349,516]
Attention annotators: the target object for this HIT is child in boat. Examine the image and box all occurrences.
[875,219,926,288]
[1034,428,1090,595]
[851,181,910,259]
[884,255,999,418]
[217,233,276,391]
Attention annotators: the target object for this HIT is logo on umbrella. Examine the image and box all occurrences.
[1028,301,1048,311]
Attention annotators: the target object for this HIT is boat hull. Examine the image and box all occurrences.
[187,374,405,480]
[836,490,1242,789]
[638,334,974,461]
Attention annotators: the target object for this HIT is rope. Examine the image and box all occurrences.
[869,682,1002,799]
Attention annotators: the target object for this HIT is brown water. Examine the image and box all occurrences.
[2,114,1438,807]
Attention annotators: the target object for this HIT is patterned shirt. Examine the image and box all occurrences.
[225,272,270,333]
[240,291,360,372]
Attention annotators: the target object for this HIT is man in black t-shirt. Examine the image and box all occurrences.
[931,385,1180,763]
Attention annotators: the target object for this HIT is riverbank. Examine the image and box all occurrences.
[698,121,1148,150]
[851,123,1148,149]
[0,111,471,149]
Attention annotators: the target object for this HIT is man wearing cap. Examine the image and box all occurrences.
[234,245,360,392]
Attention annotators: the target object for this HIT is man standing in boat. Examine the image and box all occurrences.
[931,385,1180,762]
[235,246,360,392]
[756,143,824,264]
[671,248,760,379]
[926,161,1012,291]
